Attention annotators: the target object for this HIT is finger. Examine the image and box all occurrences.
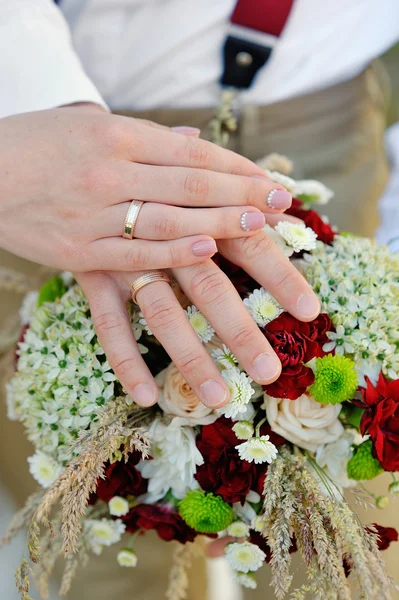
[83,235,218,272]
[206,537,237,558]
[135,278,230,409]
[96,202,265,240]
[264,213,304,226]
[115,162,292,213]
[75,271,158,406]
[218,233,321,321]
[133,119,201,138]
[173,261,282,385]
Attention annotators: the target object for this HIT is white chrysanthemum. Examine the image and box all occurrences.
[85,519,125,555]
[243,288,282,327]
[275,221,317,253]
[227,521,250,538]
[232,421,254,440]
[293,179,334,206]
[19,291,39,325]
[225,541,266,573]
[211,345,238,370]
[185,306,214,343]
[220,368,255,419]
[236,436,278,465]
[117,549,137,568]
[233,572,257,589]
[265,170,296,193]
[263,224,294,257]
[251,516,264,533]
[137,418,203,502]
[108,496,130,517]
[27,451,63,488]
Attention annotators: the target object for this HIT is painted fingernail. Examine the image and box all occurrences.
[240,211,266,231]
[192,239,217,257]
[267,189,292,210]
[171,126,201,136]
[132,383,157,407]
[297,293,321,319]
[200,379,229,408]
[252,353,281,383]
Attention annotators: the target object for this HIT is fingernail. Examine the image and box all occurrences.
[132,383,157,407]
[240,211,266,231]
[267,189,292,210]
[297,293,321,320]
[200,379,229,408]
[192,239,217,257]
[171,126,201,136]
[252,353,281,383]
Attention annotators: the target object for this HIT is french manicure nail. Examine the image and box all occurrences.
[240,211,266,231]
[297,293,321,319]
[171,126,201,136]
[192,239,217,257]
[267,189,292,210]
[200,379,229,408]
[252,353,281,383]
[132,383,157,407]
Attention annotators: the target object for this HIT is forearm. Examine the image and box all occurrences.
[0,0,107,118]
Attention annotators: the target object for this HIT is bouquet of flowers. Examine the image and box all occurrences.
[2,166,399,600]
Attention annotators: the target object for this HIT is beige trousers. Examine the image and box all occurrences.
[1,63,397,600]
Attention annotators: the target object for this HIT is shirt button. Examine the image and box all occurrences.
[236,51,253,67]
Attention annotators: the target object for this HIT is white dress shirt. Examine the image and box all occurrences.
[0,0,398,246]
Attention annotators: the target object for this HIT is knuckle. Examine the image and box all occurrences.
[176,353,207,377]
[189,268,229,304]
[126,245,149,269]
[230,325,257,349]
[76,164,121,197]
[183,171,210,205]
[142,297,181,332]
[102,120,129,150]
[95,310,125,335]
[238,232,274,261]
[186,139,212,169]
[112,356,137,378]
[152,216,182,239]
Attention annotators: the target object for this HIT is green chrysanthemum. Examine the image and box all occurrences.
[178,490,233,533]
[37,276,67,307]
[347,440,384,481]
[310,355,358,405]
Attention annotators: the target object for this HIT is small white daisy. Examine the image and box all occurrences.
[227,521,250,538]
[265,170,296,193]
[85,518,125,550]
[185,306,215,343]
[108,496,130,517]
[275,221,317,253]
[117,549,137,568]
[251,515,265,533]
[225,541,266,573]
[293,179,334,206]
[236,436,278,465]
[221,368,255,419]
[263,224,294,258]
[232,571,257,589]
[232,421,254,441]
[243,288,282,327]
[27,451,63,488]
[211,345,238,370]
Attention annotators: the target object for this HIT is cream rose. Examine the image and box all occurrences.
[264,393,344,451]
[156,363,218,426]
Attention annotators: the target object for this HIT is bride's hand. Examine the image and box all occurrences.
[0,104,291,272]
[76,221,319,409]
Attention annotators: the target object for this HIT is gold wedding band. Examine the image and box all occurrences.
[122,200,144,239]
[130,271,172,304]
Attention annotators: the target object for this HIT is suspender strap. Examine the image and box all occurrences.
[221,0,295,89]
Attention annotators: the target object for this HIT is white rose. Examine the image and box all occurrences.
[264,393,344,451]
[156,363,218,426]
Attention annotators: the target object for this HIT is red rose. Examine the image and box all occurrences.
[91,452,147,504]
[287,199,336,245]
[195,418,284,504]
[263,312,332,400]
[366,524,398,551]
[356,374,399,471]
[123,503,197,543]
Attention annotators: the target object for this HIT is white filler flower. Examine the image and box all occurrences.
[108,496,130,517]
[227,521,250,538]
[275,221,317,253]
[117,549,137,568]
[293,179,334,206]
[225,541,266,573]
[221,368,255,419]
[185,305,215,343]
[85,519,126,555]
[263,224,294,258]
[233,572,257,589]
[27,451,63,488]
[236,436,278,464]
[244,288,282,327]
[233,421,254,440]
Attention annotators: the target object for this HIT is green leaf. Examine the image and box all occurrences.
[37,276,67,307]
